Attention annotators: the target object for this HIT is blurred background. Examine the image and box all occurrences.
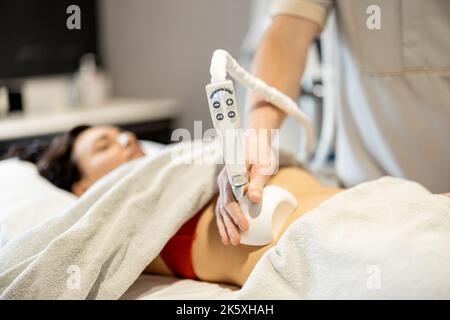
[0,0,336,178]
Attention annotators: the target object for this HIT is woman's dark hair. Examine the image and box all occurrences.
[2,125,91,191]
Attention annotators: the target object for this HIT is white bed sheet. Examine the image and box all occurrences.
[121,274,239,300]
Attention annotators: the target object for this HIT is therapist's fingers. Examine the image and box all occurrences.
[215,191,230,245]
[224,201,249,232]
[222,211,240,246]
[247,164,271,203]
[218,171,241,245]
[215,204,230,245]
[222,177,249,231]
[216,167,237,245]
[244,129,275,204]
[217,167,249,231]
[215,166,250,245]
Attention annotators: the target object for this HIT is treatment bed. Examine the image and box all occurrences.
[1,140,449,299]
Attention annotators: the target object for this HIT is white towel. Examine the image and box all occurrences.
[237,177,450,299]
[0,141,222,299]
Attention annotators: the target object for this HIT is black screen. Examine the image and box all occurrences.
[0,0,97,79]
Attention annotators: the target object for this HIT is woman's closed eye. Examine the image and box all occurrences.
[94,137,112,152]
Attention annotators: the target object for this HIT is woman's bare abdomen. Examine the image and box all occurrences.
[191,167,342,286]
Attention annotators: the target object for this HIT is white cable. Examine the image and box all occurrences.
[210,49,314,158]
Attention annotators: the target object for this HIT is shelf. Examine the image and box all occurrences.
[0,98,180,140]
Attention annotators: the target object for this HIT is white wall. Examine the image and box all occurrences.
[98,0,252,132]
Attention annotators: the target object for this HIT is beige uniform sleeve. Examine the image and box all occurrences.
[270,0,332,32]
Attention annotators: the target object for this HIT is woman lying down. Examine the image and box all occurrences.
[4,124,447,289]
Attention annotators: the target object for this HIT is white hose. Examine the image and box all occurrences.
[210,49,314,158]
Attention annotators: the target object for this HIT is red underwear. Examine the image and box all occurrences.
[159,211,202,279]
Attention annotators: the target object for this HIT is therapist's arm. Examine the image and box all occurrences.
[215,15,320,245]
[245,15,320,196]
[246,15,319,131]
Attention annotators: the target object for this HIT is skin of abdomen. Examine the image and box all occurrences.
[191,167,343,287]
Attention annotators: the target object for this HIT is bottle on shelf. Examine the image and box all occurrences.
[75,53,111,108]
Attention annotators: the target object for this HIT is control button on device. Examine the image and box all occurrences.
[228,111,235,118]
[216,113,224,121]
[226,98,234,106]
[213,101,220,108]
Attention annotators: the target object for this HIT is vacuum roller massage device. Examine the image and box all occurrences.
[206,49,314,246]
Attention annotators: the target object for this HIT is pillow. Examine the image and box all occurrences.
[0,158,76,246]
[139,140,166,155]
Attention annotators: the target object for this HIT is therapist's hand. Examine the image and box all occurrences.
[215,14,317,245]
[215,124,276,246]
[215,167,248,246]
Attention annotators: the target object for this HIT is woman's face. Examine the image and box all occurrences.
[71,125,145,195]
